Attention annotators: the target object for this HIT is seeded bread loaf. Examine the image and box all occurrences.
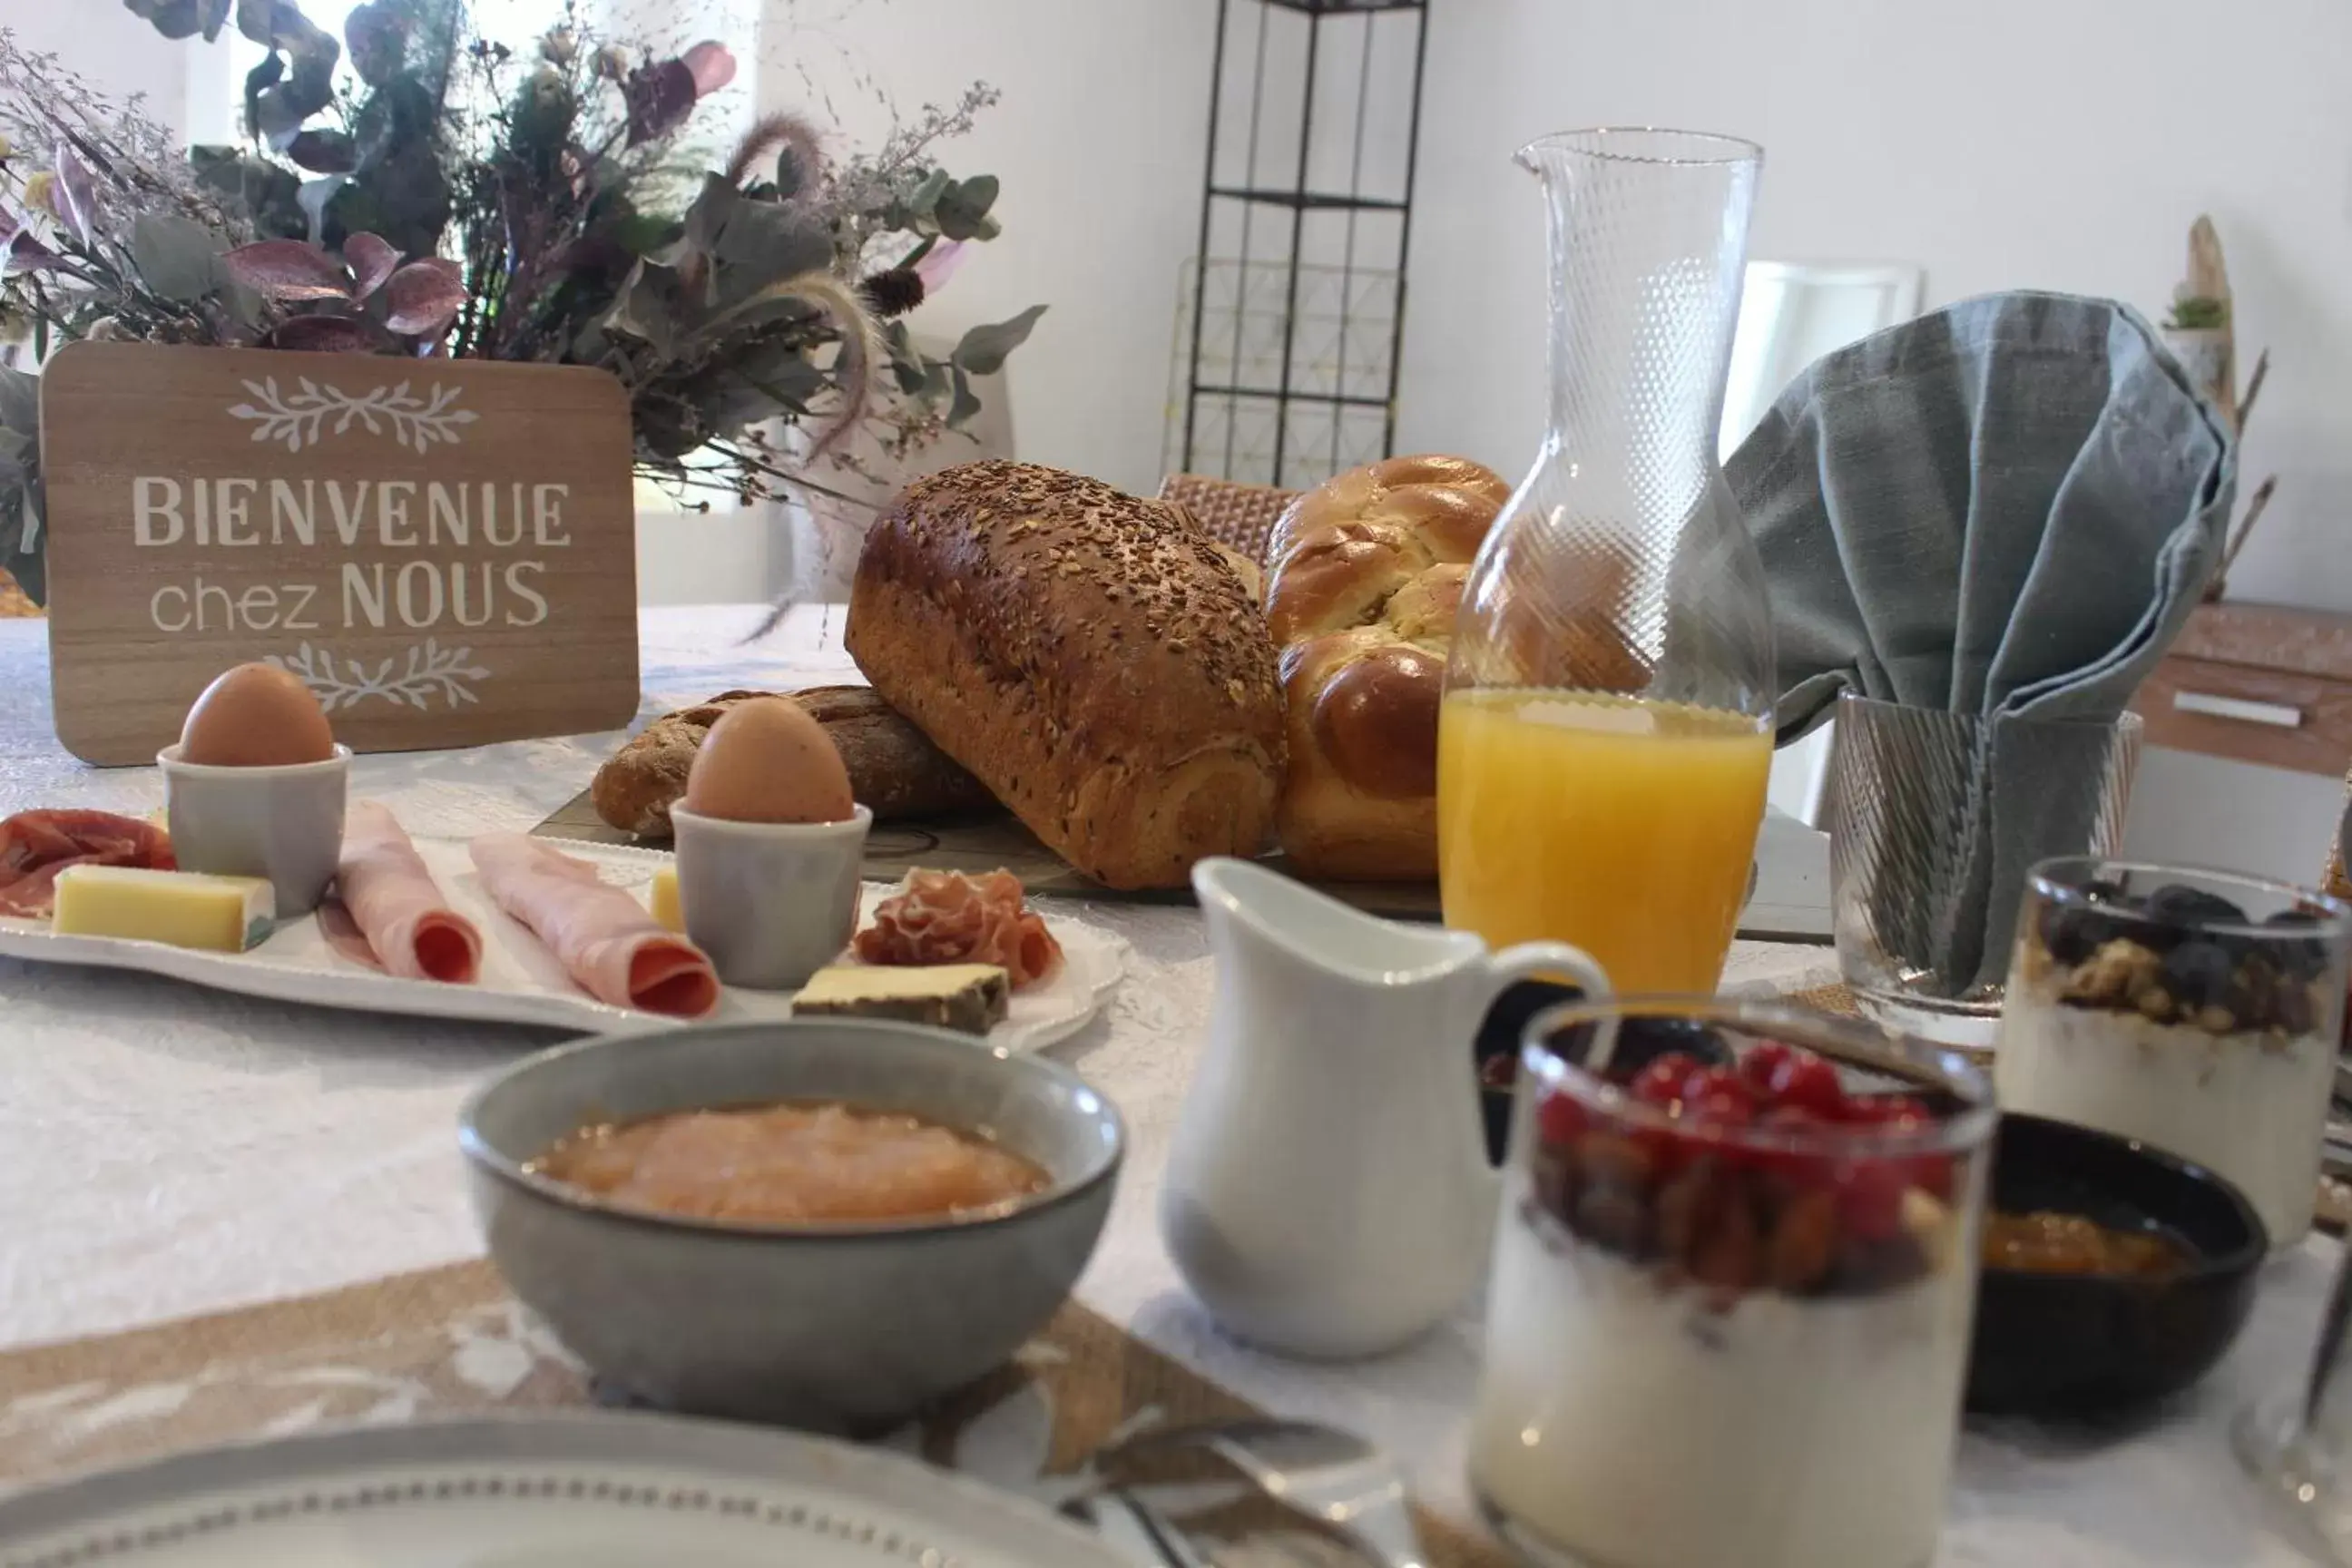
[846,460,1286,889]
[592,686,993,838]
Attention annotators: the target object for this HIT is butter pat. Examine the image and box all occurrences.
[52,867,275,953]
[649,864,682,933]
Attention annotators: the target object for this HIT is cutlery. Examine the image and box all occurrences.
[1061,1486,1214,1568]
[1098,1418,1428,1568]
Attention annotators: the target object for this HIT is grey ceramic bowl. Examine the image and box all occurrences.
[459,1019,1122,1431]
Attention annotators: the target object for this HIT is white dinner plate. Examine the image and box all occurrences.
[0,838,1128,1051]
[0,1412,1130,1567]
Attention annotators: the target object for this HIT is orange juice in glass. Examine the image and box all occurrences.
[1437,690,1771,995]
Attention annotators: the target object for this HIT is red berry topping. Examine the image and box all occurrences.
[1765,1054,1847,1120]
[1752,1105,1829,1182]
[1687,1087,1755,1131]
[1838,1094,1954,1193]
[1628,1054,1699,1108]
[1680,1066,1754,1118]
[1836,1160,1909,1242]
[1845,1093,1931,1132]
[1738,1040,1796,1096]
[1535,1089,1587,1147]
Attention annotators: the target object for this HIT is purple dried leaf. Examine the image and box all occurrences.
[382,258,464,338]
[222,239,354,301]
[344,231,400,302]
[3,231,62,276]
[50,143,94,248]
[286,131,358,174]
[265,313,380,354]
[682,41,736,96]
[622,59,698,147]
[0,208,19,248]
[913,239,967,299]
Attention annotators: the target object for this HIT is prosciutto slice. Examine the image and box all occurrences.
[328,801,483,984]
[853,868,1063,990]
[0,809,175,917]
[469,834,720,1018]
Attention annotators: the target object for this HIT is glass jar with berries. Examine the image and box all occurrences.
[1471,998,1994,1568]
[1997,858,2352,1251]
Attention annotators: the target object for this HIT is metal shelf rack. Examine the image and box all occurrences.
[1170,0,1432,490]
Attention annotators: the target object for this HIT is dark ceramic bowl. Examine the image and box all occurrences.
[1966,1112,2267,1416]
[461,1020,1122,1432]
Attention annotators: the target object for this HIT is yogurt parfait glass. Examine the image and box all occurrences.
[1471,998,1994,1568]
[1995,858,2351,1252]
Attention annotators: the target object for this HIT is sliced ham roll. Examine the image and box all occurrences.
[469,834,720,1018]
[330,801,483,984]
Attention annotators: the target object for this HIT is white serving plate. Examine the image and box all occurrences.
[0,838,1127,1052]
[0,1412,1128,1567]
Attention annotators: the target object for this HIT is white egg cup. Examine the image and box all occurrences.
[158,744,352,916]
[670,803,874,991]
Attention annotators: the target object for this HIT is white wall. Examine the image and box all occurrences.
[754,0,1216,495]
[0,1,189,137]
[1400,0,2352,611]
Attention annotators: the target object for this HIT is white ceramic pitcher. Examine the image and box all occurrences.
[1162,858,1610,1360]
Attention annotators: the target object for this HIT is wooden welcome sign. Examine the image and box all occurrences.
[40,343,642,766]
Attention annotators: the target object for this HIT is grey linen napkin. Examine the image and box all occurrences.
[1727,290,2236,993]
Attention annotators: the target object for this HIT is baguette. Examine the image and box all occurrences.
[846,461,1285,889]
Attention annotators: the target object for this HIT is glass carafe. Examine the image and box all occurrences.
[1439,128,1773,996]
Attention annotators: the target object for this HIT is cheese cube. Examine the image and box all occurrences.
[792,964,1011,1036]
[52,867,275,953]
[649,864,683,934]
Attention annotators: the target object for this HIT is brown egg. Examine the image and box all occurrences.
[180,662,337,767]
[684,697,856,824]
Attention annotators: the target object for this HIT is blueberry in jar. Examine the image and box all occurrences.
[2262,909,2332,983]
[2040,901,2117,965]
[2161,940,2237,1013]
[2145,884,2249,928]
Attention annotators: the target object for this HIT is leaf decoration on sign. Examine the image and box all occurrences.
[266,639,491,712]
[227,377,477,453]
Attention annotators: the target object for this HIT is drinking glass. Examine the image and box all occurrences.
[1472,996,1994,1568]
[1997,858,2350,1251]
[2239,1248,2352,1563]
[1828,694,2141,1045]
[1439,129,1772,996]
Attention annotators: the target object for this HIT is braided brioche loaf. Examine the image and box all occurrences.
[1261,456,1512,880]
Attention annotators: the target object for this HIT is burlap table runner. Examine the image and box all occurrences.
[0,1259,1501,1567]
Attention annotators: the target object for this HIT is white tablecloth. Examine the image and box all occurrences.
[0,606,2332,1566]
